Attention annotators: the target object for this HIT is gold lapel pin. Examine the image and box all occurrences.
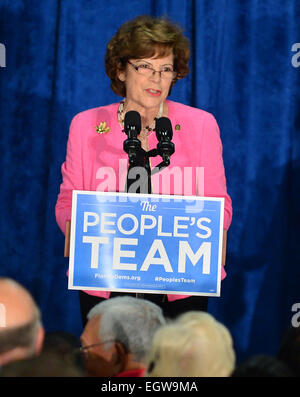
[95,122,110,134]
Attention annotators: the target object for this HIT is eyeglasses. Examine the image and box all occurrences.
[78,339,128,356]
[127,61,177,80]
[79,340,116,355]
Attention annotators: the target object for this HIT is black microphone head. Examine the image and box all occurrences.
[124,111,141,137]
[155,117,173,141]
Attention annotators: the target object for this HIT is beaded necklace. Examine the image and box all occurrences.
[117,100,164,136]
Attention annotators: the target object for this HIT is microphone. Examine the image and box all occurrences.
[123,110,151,194]
[123,111,142,164]
[155,117,175,166]
[124,110,141,138]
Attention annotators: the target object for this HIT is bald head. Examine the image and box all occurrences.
[0,278,38,327]
[0,278,44,366]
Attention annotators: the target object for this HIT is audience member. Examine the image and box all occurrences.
[1,276,296,378]
[80,296,166,377]
[231,354,294,377]
[0,278,44,367]
[145,311,235,377]
[0,351,84,377]
[42,331,85,372]
[277,326,300,377]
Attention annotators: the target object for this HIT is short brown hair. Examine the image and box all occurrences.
[105,15,190,97]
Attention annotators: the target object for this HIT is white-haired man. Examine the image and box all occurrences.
[80,296,166,377]
[0,278,45,368]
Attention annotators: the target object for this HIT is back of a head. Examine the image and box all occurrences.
[0,278,43,365]
[0,278,38,326]
[177,311,235,376]
[145,323,193,377]
[0,351,84,377]
[232,354,294,377]
[146,311,235,377]
[43,331,81,353]
[278,326,300,376]
[42,331,84,371]
[87,296,166,362]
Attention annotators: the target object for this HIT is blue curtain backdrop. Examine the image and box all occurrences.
[0,0,299,363]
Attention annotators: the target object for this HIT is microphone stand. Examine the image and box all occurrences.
[125,146,173,193]
[123,115,174,300]
[125,146,153,194]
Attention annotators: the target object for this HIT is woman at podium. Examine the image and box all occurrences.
[55,15,232,326]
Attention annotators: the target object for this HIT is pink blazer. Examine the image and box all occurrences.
[55,100,232,301]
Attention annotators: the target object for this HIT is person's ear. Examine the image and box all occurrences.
[118,71,126,82]
[113,341,128,374]
[34,325,45,355]
[117,65,126,82]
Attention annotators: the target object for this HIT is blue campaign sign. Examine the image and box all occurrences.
[68,191,224,296]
